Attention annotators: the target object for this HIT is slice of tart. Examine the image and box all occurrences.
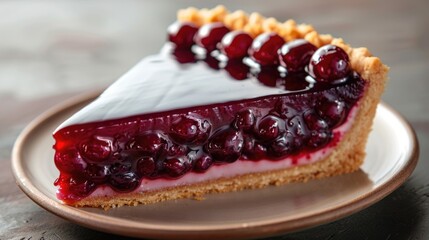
[53,5,388,209]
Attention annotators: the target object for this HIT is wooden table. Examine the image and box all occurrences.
[1,0,428,239]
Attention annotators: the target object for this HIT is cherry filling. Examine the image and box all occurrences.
[54,21,367,201]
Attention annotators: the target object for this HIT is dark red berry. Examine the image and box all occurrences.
[257,115,283,142]
[167,144,188,157]
[206,128,244,163]
[193,154,213,172]
[304,111,329,131]
[204,55,221,70]
[278,39,317,72]
[136,156,157,177]
[307,131,332,148]
[172,49,197,64]
[194,23,230,52]
[256,66,282,87]
[220,30,253,59]
[243,136,267,160]
[163,158,190,178]
[224,60,250,80]
[170,115,211,146]
[127,132,169,157]
[308,45,350,82]
[167,21,198,49]
[249,32,285,66]
[54,150,87,174]
[268,132,295,157]
[109,171,139,192]
[317,100,346,127]
[109,160,132,175]
[79,137,113,162]
[232,108,256,131]
[67,176,96,198]
[85,164,110,184]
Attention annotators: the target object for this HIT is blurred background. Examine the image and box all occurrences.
[1,0,428,239]
[1,0,428,116]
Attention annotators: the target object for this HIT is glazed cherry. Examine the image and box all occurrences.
[66,176,96,198]
[170,115,211,146]
[109,171,140,192]
[54,151,87,174]
[257,115,283,142]
[167,21,198,49]
[79,137,113,162]
[243,136,267,160]
[308,45,350,82]
[224,60,250,80]
[205,128,244,163]
[127,132,169,157]
[136,156,157,176]
[163,158,190,177]
[167,144,188,157]
[268,132,295,157]
[110,159,132,175]
[232,108,256,131]
[193,154,213,172]
[194,23,230,52]
[317,100,346,127]
[304,111,329,131]
[248,32,285,66]
[220,30,253,59]
[278,40,317,73]
[307,131,332,149]
[85,164,110,184]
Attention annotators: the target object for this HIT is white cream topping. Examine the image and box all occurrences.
[56,51,291,132]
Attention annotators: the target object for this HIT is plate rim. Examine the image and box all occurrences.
[11,91,420,239]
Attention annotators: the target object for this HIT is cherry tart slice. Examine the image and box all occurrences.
[53,5,388,209]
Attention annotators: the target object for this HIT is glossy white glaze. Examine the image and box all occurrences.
[55,52,290,132]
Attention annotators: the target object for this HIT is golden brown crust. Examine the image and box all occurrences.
[74,6,389,209]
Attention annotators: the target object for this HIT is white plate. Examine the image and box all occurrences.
[12,91,419,239]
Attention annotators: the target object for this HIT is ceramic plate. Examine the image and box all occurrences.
[12,91,419,239]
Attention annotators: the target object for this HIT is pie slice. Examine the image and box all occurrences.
[53,6,388,209]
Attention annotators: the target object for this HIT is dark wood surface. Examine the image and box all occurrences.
[1,0,428,239]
